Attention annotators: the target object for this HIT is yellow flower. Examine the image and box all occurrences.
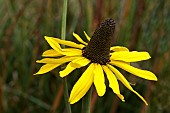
[35,18,157,105]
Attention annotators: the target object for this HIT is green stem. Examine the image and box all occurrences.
[63,77,72,113]
[61,0,72,113]
[61,0,67,41]
[82,87,92,113]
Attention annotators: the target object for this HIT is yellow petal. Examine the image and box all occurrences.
[62,48,81,52]
[107,64,133,90]
[42,49,63,57]
[93,64,106,96]
[36,56,78,64]
[110,46,129,52]
[60,57,90,77]
[34,64,60,75]
[69,63,95,104]
[117,94,125,102]
[110,61,158,81]
[70,57,90,68]
[73,32,87,45]
[83,31,91,41]
[62,48,82,56]
[107,64,148,105]
[111,51,151,62]
[44,36,62,52]
[102,65,124,101]
[59,62,76,78]
[132,90,148,105]
[45,36,85,49]
[45,36,84,56]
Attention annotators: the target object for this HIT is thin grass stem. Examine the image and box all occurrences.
[60,0,72,113]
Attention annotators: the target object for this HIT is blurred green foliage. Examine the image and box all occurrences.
[0,0,170,113]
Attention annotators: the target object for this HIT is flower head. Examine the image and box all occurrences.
[35,18,157,105]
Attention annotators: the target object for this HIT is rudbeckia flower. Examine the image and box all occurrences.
[35,18,157,105]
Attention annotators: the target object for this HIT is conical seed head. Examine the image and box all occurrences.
[83,18,115,65]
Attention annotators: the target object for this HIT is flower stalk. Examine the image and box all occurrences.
[61,0,72,113]
[82,87,92,113]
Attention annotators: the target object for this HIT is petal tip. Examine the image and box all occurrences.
[154,77,158,81]
[69,101,74,105]
[44,36,52,41]
[149,73,158,81]
[147,52,151,59]
[117,94,125,102]
[98,92,105,97]
[69,98,76,104]
[44,36,48,39]
[59,71,65,78]
[36,60,40,63]
[33,72,42,75]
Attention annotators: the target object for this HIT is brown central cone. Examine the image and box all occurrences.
[82,18,116,65]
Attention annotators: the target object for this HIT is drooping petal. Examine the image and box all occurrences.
[73,32,88,45]
[93,64,106,96]
[107,64,148,105]
[83,31,91,41]
[36,56,79,64]
[45,36,83,56]
[42,49,63,57]
[44,36,62,53]
[107,64,132,90]
[110,46,129,52]
[69,63,95,104]
[34,64,60,75]
[45,36,85,49]
[102,65,124,101]
[59,62,76,78]
[70,57,90,68]
[111,51,151,62]
[110,61,158,81]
